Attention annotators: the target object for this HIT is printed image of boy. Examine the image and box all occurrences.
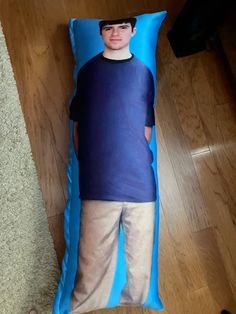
[70,17,156,314]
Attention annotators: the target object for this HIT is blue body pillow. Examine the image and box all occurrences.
[53,11,167,314]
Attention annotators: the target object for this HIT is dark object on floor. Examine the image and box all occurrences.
[216,4,236,88]
[167,0,235,57]
[221,310,232,314]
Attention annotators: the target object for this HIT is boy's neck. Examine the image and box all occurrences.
[102,47,132,60]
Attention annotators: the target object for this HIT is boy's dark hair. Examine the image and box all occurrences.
[99,17,137,34]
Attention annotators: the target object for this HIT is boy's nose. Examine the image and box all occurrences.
[112,28,119,36]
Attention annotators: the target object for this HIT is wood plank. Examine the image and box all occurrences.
[192,152,236,299]
[183,286,218,314]
[200,49,235,106]
[154,202,189,314]
[115,306,143,314]
[185,52,236,223]
[48,213,65,268]
[156,57,210,232]
[193,227,236,312]
[160,54,209,153]
[144,308,170,314]
[156,120,206,292]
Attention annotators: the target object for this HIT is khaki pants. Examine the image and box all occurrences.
[70,200,155,314]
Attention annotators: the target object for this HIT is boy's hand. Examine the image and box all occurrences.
[73,121,79,159]
[144,126,152,144]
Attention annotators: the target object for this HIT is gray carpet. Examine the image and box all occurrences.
[0,21,60,314]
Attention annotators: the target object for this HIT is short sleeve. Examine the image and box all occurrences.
[69,96,79,121]
[69,70,83,121]
[145,104,155,127]
[145,70,155,127]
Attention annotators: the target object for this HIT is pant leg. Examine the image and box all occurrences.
[70,200,122,314]
[119,201,156,306]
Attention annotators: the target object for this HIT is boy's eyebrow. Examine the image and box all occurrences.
[103,23,131,28]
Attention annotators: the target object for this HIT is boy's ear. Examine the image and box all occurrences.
[131,27,137,37]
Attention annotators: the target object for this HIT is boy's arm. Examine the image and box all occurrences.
[145,70,155,144]
[73,121,79,159]
[144,126,152,144]
[70,73,82,160]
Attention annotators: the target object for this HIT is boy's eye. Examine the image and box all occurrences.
[104,27,112,31]
[120,25,129,29]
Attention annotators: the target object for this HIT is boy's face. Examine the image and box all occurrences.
[101,23,136,50]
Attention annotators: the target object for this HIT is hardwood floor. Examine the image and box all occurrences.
[0,1,235,313]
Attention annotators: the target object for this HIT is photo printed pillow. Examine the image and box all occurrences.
[53,11,167,314]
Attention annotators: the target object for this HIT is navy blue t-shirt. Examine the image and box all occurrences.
[70,53,156,202]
